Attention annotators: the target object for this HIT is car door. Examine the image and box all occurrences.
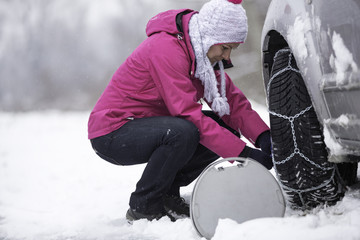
[312,0,360,149]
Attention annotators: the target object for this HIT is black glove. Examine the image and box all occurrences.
[256,131,272,156]
[239,146,273,170]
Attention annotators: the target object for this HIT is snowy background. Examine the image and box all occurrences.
[1,104,360,240]
[0,0,269,111]
[1,0,360,239]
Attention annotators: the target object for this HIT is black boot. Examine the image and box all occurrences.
[163,195,190,219]
[126,208,164,222]
[126,208,176,223]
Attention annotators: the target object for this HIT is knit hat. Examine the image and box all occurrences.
[189,0,248,117]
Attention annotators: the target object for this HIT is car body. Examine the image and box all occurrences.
[261,0,360,159]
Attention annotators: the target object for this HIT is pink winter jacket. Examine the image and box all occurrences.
[88,9,269,158]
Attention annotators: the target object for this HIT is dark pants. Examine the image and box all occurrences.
[90,111,238,214]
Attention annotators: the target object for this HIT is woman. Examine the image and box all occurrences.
[88,0,272,222]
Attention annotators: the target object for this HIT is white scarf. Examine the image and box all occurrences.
[189,14,230,117]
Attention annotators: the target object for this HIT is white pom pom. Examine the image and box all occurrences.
[212,97,230,117]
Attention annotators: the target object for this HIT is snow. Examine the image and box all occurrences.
[323,127,346,158]
[329,31,359,84]
[287,15,311,61]
[323,114,359,158]
[334,114,351,127]
[1,105,360,240]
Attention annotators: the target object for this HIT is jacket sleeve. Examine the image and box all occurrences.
[147,35,245,158]
[218,72,270,146]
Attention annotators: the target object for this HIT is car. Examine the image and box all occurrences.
[261,0,360,209]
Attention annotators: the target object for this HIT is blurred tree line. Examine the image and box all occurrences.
[0,0,270,111]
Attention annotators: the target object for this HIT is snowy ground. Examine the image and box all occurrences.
[1,102,360,240]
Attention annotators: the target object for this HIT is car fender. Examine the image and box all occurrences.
[262,0,360,156]
[261,0,330,123]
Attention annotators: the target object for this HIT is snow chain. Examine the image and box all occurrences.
[266,49,336,207]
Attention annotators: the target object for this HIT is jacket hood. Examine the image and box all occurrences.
[146,9,193,37]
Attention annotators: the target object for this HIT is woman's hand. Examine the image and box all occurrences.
[256,131,272,156]
[239,146,273,170]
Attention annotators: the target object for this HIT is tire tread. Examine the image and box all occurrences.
[268,49,346,209]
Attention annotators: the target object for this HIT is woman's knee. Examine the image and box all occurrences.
[165,117,200,145]
[90,137,121,165]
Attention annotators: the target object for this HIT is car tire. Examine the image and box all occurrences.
[267,48,346,210]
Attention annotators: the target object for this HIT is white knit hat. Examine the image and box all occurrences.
[189,0,248,117]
